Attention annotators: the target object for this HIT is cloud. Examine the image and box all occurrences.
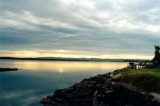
[0,0,160,59]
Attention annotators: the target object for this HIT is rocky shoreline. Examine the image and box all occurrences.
[40,70,160,106]
[0,68,18,72]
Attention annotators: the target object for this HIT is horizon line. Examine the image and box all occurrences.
[0,56,151,61]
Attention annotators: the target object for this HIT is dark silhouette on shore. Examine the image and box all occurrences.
[152,46,160,65]
[0,68,18,72]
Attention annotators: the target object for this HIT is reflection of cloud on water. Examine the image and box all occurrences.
[1,61,127,73]
[0,89,49,106]
[0,61,128,106]
[19,95,41,106]
[1,92,22,99]
[0,90,37,99]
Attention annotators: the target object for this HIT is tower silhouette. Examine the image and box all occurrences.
[152,46,160,65]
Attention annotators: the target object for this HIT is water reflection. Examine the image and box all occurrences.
[0,60,127,106]
[0,61,127,73]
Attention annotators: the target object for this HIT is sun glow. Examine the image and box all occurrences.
[0,50,153,59]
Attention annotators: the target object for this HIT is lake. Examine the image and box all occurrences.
[0,60,127,106]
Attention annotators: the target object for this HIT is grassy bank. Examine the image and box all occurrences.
[119,67,160,92]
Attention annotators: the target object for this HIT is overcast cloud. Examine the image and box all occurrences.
[0,0,160,58]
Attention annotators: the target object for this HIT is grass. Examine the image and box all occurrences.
[119,67,160,92]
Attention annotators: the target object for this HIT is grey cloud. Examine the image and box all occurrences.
[0,0,160,57]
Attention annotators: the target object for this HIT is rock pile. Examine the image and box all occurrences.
[40,72,159,106]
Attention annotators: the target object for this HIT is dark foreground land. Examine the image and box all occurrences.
[0,68,18,72]
[41,67,160,106]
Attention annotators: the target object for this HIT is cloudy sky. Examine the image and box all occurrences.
[0,0,160,59]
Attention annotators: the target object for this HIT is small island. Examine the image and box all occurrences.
[0,68,18,72]
[41,46,160,106]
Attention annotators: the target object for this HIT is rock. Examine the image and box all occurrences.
[0,68,18,72]
[40,72,160,106]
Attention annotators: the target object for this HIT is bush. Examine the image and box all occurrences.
[120,68,160,92]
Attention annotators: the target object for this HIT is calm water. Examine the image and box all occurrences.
[0,60,127,106]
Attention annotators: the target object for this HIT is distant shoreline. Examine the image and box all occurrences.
[0,57,149,62]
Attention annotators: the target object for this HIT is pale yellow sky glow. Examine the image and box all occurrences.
[0,50,153,59]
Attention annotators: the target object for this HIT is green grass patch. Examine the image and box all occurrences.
[120,67,160,92]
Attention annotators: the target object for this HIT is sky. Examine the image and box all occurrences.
[0,0,160,59]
